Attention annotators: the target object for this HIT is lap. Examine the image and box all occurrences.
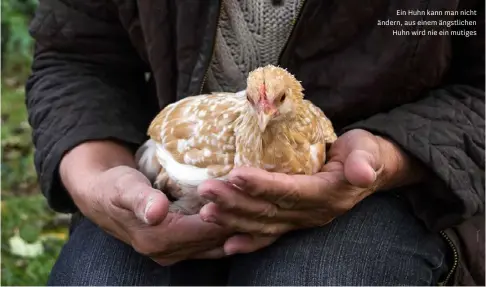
[48,193,450,286]
[48,214,231,286]
[228,192,450,285]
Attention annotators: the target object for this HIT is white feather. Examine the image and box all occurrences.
[235,89,246,98]
[310,144,321,174]
[154,143,226,188]
[135,139,161,182]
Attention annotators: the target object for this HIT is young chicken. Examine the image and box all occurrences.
[136,65,337,214]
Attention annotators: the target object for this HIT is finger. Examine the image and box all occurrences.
[228,167,324,208]
[200,203,293,235]
[200,180,337,225]
[199,180,335,225]
[111,174,169,225]
[224,234,278,255]
[190,247,226,259]
[143,214,230,261]
[164,213,231,243]
[344,150,381,188]
[198,179,280,218]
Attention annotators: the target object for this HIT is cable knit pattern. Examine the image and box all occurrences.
[205,0,303,92]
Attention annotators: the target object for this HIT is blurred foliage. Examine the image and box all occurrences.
[2,1,68,286]
[1,196,67,286]
[1,82,38,196]
[1,0,38,80]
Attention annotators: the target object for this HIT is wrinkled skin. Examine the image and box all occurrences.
[60,142,233,266]
[197,129,422,255]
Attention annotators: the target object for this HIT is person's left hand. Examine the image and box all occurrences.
[197,129,425,255]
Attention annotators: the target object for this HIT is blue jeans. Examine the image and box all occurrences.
[48,193,451,285]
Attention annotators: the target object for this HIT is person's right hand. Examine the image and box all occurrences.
[60,141,232,266]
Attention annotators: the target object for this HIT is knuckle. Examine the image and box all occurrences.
[260,224,283,236]
[259,203,278,218]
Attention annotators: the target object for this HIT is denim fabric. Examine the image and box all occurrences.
[47,193,450,286]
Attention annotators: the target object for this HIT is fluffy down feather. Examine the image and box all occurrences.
[136,65,337,214]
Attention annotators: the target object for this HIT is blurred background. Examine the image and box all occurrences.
[2,0,68,285]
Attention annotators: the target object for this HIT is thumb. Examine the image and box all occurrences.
[343,150,382,188]
[112,179,169,226]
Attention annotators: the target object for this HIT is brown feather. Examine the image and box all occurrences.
[144,65,337,214]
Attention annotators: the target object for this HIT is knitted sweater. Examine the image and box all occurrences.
[205,0,303,92]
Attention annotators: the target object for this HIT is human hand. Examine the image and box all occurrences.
[197,129,424,254]
[60,141,232,266]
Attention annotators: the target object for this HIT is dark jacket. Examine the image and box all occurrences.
[25,0,484,285]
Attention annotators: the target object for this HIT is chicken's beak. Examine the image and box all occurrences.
[257,111,273,132]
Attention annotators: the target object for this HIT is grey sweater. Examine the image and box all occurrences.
[205,0,303,92]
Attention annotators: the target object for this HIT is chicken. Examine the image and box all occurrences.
[136,65,337,214]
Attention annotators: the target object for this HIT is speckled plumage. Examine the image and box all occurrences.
[136,65,337,214]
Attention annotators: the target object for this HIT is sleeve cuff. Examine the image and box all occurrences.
[39,124,147,213]
[340,116,476,231]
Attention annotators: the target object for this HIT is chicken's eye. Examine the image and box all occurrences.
[280,93,286,103]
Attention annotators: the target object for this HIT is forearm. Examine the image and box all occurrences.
[26,0,154,213]
[60,140,136,198]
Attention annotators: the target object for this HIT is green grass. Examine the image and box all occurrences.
[2,81,68,286]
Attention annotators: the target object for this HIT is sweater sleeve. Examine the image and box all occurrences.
[25,0,156,213]
[342,2,485,231]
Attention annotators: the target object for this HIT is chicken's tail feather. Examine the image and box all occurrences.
[135,139,161,183]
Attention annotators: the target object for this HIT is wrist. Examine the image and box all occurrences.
[60,140,137,197]
[375,136,425,190]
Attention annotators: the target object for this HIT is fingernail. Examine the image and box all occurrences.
[370,164,385,182]
[143,196,154,224]
[375,164,385,175]
[200,204,217,223]
[224,247,238,256]
[369,166,377,182]
[202,214,216,223]
[229,176,245,189]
